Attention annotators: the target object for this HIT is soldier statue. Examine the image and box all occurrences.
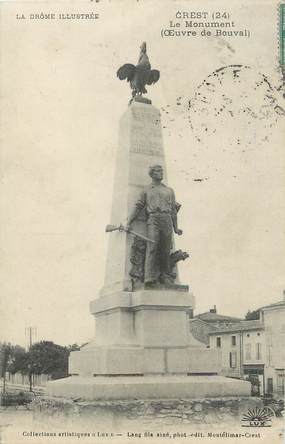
[126,165,183,288]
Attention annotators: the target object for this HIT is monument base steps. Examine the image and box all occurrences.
[47,375,250,400]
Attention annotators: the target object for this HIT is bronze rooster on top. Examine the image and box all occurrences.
[117,42,160,99]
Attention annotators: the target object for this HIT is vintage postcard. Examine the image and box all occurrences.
[0,0,284,443]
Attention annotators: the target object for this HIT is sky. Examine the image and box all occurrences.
[0,0,284,348]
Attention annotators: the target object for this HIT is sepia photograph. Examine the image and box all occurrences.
[0,0,284,443]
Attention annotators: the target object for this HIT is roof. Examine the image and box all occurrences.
[194,312,242,323]
[260,300,285,311]
[189,318,220,345]
[208,320,264,335]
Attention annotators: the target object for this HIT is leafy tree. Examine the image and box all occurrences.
[0,343,12,377]
[27,341,71,379]
[7,345,28,375]
[0,343,27,392]
[1,341,82,380]
[245,309,260,320]
[0,343,30,375]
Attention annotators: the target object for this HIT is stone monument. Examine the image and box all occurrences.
[48,43,250,399]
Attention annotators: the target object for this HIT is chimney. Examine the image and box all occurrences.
[210,305,217,314]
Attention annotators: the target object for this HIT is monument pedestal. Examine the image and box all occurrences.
[68,289,202,377]
[48,289,250,398]
[69,290,197,376]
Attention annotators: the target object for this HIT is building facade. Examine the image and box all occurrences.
[208,295,285,397]
[209,321,265,394]
[241,325,265,396]
[260,298,285,396]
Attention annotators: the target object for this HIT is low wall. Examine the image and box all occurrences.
[31,396,263,428]
[7,372,50,387]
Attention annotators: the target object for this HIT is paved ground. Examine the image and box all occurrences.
[0,380,42,441]
[0,406,34,444]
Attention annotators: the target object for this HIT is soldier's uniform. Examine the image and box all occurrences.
[134,183,177,284]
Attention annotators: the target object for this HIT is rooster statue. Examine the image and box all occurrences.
[117,42,160,100]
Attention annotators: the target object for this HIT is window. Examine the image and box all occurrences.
[246,334,250,337]
[256,343,262,360]
[216,337,221,348]
[245,344,251,360]
[277,373,285,395]
[267,378,273,394]
[231,335,236,346]
[229,351,237,368]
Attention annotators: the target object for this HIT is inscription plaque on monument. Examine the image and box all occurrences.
[130,138,163,157]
